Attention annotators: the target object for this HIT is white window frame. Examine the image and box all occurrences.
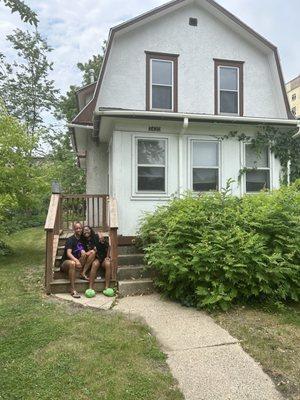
[150,58,174,112]
[218,66,239,116]
[132,135,169,199]
[189,138,221,193]
[243,143,272,194]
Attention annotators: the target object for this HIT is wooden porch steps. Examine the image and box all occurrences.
[50,233,154,296]
[50,278,116,294]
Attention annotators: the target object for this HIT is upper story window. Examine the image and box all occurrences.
[136,138,167,192]
[292,93,296,101]
[214,59,244,116]
[292,106,297,116]
[146,51,178,112]
[245,144,270,192]
[191,140,220,192]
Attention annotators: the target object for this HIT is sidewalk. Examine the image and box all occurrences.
[114,294,283,400]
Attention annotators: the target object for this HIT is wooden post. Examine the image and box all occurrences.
[59,196,63,232]
[108,197,118,281]
[110,228,118,281]
[44,194,60,294]
[45,230,54,294]
[103,196,107,230]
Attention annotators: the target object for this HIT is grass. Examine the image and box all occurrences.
[213,304,300,400]
[0,228,183,400]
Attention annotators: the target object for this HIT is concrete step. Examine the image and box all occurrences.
[117,254,144,266]
[117,265,152,281]
[118,279,154,297]
[50,278,116,294]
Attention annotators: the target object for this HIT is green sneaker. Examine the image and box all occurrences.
[103,288,115,297]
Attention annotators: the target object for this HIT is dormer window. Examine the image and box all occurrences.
[214,59,244,116]
[146,51,178,112]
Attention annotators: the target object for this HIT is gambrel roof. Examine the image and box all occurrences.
[72,0,292,125]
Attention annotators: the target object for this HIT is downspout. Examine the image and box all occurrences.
[292,122,300,138]
[68,127,80,168]
[288,122,300,184]
[178,117,189,195]
[287,157,291,186]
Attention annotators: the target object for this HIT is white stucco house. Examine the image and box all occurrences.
[69,0,299,237]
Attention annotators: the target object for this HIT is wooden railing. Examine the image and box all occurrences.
[44,193,118,293]
[44,194,61,294]
[61,194,109,231]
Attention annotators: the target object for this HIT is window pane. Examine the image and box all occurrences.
[138,140,165,165]
[193,141,218,167]
[246,145,269,168]
[246,170,270,192]
[152,60,172,85]
[138,166,165,191]
[220,91,238,114]
[193,168,218,191]
[220,67,238,90]
[152,85,172,109]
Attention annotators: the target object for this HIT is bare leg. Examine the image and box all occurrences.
[61,260,80,296]
[102,258,111,290]
[89,259,100,290]
[81,251,96,277]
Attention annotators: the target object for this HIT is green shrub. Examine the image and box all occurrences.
[138,183,300,310]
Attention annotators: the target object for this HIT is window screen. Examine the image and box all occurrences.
[245,145,270,192]
[219,66,239,114]
[137,139,166,192]
[192,141,219,192]
[151,59,173,110]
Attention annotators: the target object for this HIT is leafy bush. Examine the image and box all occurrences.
[138,183,300,310]
[0,239,12,256]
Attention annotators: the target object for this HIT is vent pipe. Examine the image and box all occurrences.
[89,68,95,83]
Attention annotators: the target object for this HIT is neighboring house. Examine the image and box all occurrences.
[286,75,300,118]
[69,0,299,236]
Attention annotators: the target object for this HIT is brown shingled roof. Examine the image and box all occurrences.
[72,82,96,125]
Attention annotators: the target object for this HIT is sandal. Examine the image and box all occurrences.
[79,274,89,281]
[71,291,81,298]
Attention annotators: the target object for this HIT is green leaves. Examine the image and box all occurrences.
[0,29,58,137]
[139,185,300,310]
[0,103,47,245]
[2,0,38,26]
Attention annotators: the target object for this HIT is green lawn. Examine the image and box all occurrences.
[213,305,300,400]
[0,228,183,400]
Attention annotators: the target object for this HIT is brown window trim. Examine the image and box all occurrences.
[145,51,179,112]
[214,58,244,116]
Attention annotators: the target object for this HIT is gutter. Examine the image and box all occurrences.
[94,109,299,127]
[67,123,93,130]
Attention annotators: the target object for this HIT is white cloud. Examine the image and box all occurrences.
[0,0,298,96]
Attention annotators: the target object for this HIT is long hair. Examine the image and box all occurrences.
[82,225,97,241]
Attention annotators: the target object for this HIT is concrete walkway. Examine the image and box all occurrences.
[114,294,283,400]
[54,292,115,310]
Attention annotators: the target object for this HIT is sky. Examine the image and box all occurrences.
[0,0,299,97]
